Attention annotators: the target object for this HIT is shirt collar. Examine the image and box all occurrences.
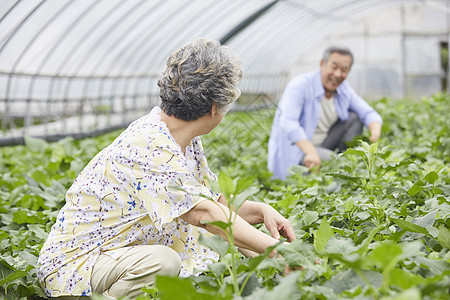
[336,80,346,95]
[312,71,325,100]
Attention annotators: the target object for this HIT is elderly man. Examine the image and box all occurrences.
[268,46,382,180]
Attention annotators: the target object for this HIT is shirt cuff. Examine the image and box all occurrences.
[364,113,383,127]
[287,128,307,144]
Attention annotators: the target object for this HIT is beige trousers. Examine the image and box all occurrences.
[55,245,181,300]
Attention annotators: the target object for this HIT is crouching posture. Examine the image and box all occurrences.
[38,38,295,299]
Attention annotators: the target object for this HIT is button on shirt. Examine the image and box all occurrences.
[267,71,382,180]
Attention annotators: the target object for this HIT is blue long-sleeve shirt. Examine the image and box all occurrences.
[267,71,382,180]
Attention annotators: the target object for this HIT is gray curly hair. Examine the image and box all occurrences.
[158,38,242,121]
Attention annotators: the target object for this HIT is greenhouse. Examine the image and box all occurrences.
[1,0,449,144]
[0,1,449,299]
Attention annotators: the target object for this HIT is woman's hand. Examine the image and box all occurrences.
[181,200,280,255]
[261,204,296,242]
[235,200,296,242]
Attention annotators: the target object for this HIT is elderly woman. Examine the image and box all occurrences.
[38,38,295,299]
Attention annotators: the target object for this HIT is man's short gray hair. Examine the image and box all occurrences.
[322,46,354,66]
[158,37,242,121]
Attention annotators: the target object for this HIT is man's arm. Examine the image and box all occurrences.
[344,83,383,136]
[295,139,320,171]
[278,77,310,145]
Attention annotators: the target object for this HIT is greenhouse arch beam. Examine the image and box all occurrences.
[84,1,164,75]
[219,0,279,45]
[53,0,132,75]
[101,2,189,74]
[31,1,101,74]
[137,1,233,74]
[0,0,21,25]
[0,0,46,54]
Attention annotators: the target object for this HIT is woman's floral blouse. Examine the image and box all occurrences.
[38,106,220,297]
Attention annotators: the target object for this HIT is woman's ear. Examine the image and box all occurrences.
[210,103,218,117]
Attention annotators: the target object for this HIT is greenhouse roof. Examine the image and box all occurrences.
[1,0,448,77]
[0,0,449,144]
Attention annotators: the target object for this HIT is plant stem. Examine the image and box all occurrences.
[227,222,240,294]
[239,273,253,295]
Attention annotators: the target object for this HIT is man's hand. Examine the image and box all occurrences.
[368,121,382,143]
[303,151,321,171]
[296,140,321,171]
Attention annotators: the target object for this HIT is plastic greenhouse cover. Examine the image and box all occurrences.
[0,0,270,76]
[0,0,448,99]
[1,1,449,74]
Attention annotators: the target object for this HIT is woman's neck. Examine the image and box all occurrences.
[159,112,195,153]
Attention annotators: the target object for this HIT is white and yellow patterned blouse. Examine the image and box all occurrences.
[38,106,220,297]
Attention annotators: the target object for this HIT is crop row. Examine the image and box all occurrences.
[0,94,449,299]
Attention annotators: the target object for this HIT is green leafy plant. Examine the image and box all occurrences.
[0,93,449,299]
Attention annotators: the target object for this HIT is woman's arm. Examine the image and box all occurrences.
[180,199,279,256]
[218,196,296,242]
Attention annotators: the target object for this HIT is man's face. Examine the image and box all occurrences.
[320,53,352,93]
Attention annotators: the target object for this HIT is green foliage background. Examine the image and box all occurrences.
[0,94,449,299]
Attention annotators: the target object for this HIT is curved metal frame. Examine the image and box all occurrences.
[0,0,448,145]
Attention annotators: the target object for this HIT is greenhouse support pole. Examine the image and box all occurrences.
[220,0,279,44]
[401,5,407,99]
[447,1,450,92]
